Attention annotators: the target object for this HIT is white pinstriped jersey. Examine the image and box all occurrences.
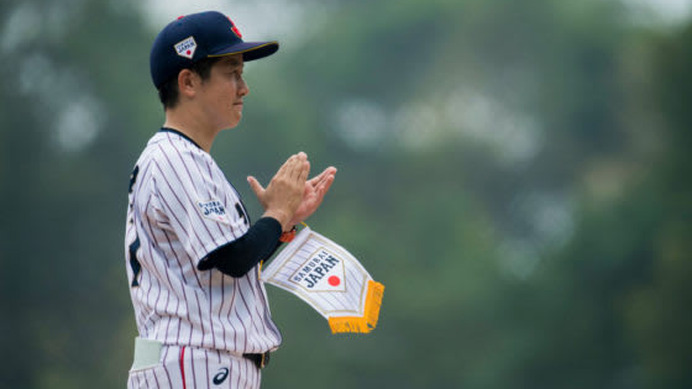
[125,129,282,355]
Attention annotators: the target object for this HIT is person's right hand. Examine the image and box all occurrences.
[247,152,310,231]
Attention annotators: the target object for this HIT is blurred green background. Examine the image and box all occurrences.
[1,0,691,387]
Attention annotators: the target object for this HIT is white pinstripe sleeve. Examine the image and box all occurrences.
[147,140,249,265]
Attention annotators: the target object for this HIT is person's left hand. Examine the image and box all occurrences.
[289,166,337,226]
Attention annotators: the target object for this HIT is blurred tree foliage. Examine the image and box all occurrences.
[0,0,690,388]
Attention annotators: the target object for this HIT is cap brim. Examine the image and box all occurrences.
[208,41,279,62]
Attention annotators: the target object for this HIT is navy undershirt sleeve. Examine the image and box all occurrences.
[198,217,282,277]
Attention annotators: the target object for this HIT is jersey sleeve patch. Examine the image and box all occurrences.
[196,199,232,224]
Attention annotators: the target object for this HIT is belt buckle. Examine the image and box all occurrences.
[260,352,269,369]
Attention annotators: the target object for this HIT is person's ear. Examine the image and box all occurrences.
[177,69,199,99]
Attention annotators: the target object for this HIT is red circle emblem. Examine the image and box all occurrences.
[328,276,341,287]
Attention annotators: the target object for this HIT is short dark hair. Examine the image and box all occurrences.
[157,56,223,109]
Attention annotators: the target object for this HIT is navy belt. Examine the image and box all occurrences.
[243,352,270,369]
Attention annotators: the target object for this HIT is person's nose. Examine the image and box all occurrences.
[238,76,249,97]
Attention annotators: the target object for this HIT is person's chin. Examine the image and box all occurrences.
[224,114,242,129]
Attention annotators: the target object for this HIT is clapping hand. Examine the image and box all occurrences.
[288,165,337,226]
[247,152,336,230]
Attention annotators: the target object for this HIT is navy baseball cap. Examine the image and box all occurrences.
[150,11,279,88]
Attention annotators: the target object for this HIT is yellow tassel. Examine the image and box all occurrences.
[328,280,385,334]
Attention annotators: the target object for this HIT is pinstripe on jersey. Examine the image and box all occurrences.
[125,130,282,356]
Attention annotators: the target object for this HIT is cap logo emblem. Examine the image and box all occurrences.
[174,36,197,59]
[227,17,243,38]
